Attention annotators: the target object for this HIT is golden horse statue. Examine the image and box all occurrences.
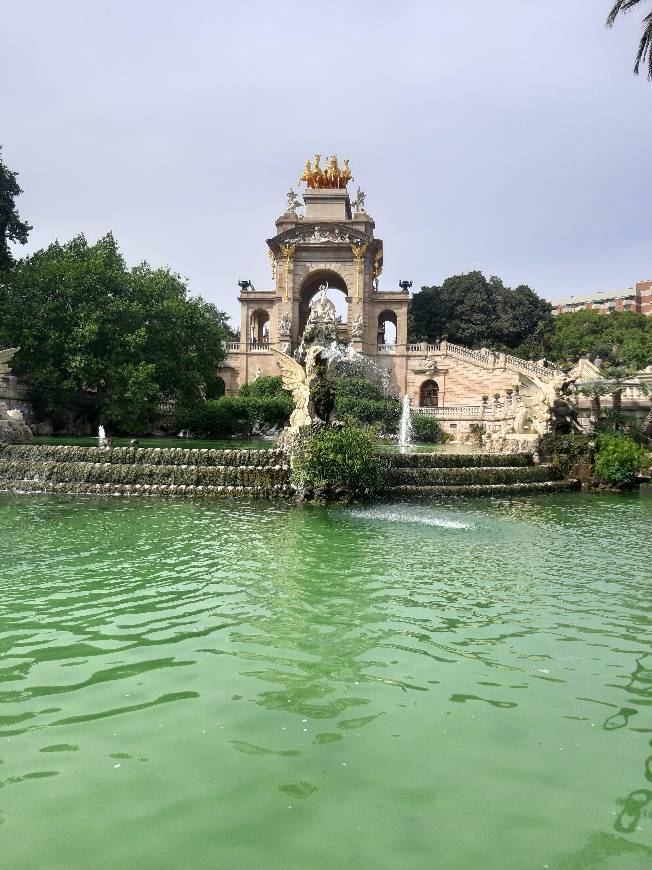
[299,155,352,189]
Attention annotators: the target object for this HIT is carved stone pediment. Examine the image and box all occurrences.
[268,223,370,252]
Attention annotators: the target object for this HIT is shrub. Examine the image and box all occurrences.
[175,389,292,438]
[597,410,649,445]
[410,414,445,443]
[538,432,593,463]
[594,434,647,488]
[239,376,287,399]
[332,376,401,432]
[292,424,381,495]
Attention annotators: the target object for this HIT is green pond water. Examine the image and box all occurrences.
[1,491,651,870]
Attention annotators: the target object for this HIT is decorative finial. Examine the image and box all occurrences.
[285,189,301,214]
[399,280,412,293]
[352,187,366,212]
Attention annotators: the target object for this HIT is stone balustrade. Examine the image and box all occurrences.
[414,406,483,418]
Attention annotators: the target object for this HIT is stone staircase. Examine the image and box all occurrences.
[0,444,292,498]
[380,451,579,497]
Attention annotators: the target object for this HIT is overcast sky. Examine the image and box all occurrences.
[2,0,651,325]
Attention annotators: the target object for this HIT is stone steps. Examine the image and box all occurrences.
[378,450,573,497]
[383,452,533,469]
[0,444,291,499]
[383,465,560,486]
[380,480,580,497]
[0,479,292,498]
[0,444,285,468]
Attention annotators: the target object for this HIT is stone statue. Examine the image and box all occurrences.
[515,372,579,436]
[285,189,301,214]
[279,312,292,335]
[271,345,338,431]
[307,283,336,326]
[0,348,32,444]
[253,366,261,381]
[350,313,363,339]
[0,347,19,379]
[423,353,437,375]
[352,187,366,212]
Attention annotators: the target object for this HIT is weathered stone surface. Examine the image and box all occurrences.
[0,402,32,444]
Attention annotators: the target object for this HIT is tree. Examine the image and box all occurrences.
[492,281,554,350]
[0,146,31,271]
[408,271,553,350]
[545,310,652,369]
[607,1,652,80]
[0,233,232,433]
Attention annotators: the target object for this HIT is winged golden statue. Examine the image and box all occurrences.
[271,345,338,430]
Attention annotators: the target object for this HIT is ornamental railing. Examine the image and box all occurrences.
[377,344,397,353]
[413,406,482,418]
[504,353,561,381]
[445,342,493,366]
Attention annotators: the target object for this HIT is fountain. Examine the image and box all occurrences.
[98,424,106,448]
[398,394,413,451]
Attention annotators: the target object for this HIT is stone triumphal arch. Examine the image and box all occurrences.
[219,156,576,435]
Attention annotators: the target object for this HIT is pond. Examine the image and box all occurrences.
[1,491,651,869]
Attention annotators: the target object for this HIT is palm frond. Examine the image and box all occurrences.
[606,0,652,79]
[633,12,652,78]
[606,0,647,28]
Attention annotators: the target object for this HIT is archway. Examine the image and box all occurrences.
[420,380,439,407]
[377,310,397,346]
[298,270,349,335]
[249,308,270,346]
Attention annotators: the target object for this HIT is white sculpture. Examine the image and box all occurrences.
[0,348,32,444]
[279,312,292,335]
[515,372,578,435]
[352,187,366,212]
[285,189,301,214]
[350,313,363,338]
[307,283,337,326]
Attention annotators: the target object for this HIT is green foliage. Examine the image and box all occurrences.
[292,424,381,494]
[594,433,647,487]
[0,146,31,271]
[0,234,232,433]
[543,310,652,370]
[332,376,401,432]
[239,375,286,399]
[179,393,292,438]
[538,432,594,476]
[410,414,445,443]
[409,272,553,350]
[597,409,650,444]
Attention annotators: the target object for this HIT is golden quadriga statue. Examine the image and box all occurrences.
[299,155,353,189]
